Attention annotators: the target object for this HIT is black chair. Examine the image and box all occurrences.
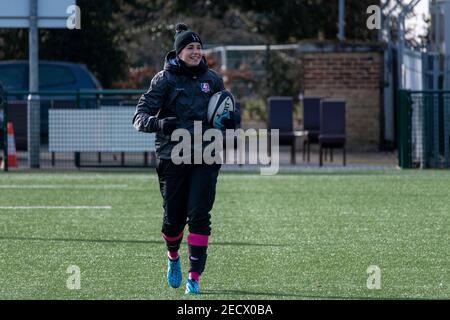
[267,96,297,164]
[302,97,321,162]
[319,100,346,166]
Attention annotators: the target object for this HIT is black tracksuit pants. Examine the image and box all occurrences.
[157,158,221,237]
[156,158,221,277]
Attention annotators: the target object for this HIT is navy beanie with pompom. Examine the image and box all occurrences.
[174,23,203,55]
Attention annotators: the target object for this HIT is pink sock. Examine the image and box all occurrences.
[168,251,179,260]
[189,272,199,282]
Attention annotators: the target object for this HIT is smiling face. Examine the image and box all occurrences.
[178,42,203,67]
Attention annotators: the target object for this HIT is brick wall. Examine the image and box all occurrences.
[300,44,383,150]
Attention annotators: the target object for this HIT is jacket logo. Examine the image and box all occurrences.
[200,83,210,93]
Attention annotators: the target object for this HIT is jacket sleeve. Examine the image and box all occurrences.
[132,71,168,133]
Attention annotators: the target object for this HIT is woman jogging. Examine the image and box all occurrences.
[132,23,236,294]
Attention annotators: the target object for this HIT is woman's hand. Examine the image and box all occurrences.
[158,117,180,135]
[213,111,239,131]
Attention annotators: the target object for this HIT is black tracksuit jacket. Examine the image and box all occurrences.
[132,50,225,159]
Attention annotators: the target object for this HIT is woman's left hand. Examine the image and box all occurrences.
[213,111,239,131]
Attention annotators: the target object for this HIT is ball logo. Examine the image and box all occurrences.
[224,98,231,112]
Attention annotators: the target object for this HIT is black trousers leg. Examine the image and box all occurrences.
[157,159,189,246]
[186,163,221,276]
[186,163,221,236]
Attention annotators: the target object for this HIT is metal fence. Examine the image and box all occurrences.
[398,90,450,169]
[1,90,159,171]
[204,45,301,100]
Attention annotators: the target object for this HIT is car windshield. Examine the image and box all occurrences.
[0,65,26,90]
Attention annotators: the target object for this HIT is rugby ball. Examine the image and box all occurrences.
[207,90,235,125]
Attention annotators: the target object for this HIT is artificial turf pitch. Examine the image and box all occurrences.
[0,170,449,299]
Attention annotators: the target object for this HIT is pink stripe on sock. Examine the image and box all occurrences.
[162,232,183,242]
[189,272,199,281]
[187,233,209,246]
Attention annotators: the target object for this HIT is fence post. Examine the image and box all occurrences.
[445,94,450,168]
[432,92,440,168]
[76,89,80,109]
[75,89,81,167]
[397,90,412,168]
[1,89,7,171]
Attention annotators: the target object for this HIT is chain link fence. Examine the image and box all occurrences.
[398,90,450,169]
[204,45,302,125]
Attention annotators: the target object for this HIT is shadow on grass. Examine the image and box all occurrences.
[201,289,430,300]
[0,236,286,247]
[220,170,398,176]
[201,289,309,299]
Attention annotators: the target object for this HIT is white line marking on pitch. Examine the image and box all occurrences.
[0,206,112,210]
[0,185,128,189]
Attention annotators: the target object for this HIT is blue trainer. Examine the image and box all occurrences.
[185,279,200,295]
[167,258,182,288]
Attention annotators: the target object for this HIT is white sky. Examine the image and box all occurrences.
[405,0,430,41]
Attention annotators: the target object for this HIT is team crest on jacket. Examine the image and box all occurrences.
[200,83,210,93]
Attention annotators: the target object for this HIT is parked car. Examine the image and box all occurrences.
[0,81,4,103]
[0,61,102,150]
[0,60,102,92]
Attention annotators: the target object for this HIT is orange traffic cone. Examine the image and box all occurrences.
[1,122,18,169]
